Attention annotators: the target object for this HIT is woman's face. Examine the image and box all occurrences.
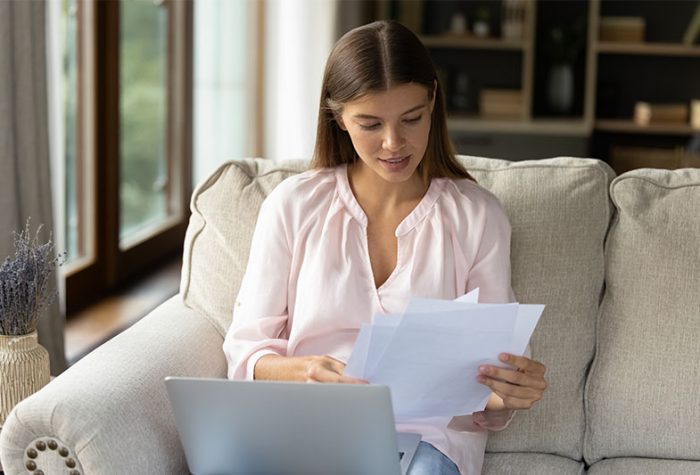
[339,83,435,185]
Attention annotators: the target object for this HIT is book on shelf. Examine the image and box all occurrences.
[633,102,689,126]
[480,89,523,118]
[683,3,700,45]
[692,100,700,129]
[599,17,645,43]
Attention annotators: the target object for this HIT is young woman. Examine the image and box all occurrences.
[224,20,547,475]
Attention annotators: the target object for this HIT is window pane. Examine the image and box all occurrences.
[119,0,169,243]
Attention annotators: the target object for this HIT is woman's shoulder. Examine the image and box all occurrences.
[267,166,338,200]
[263,166,340,217]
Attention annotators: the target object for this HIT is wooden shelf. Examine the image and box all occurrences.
[595,119,699,135]
[419,35,528,51]
[595,41,700,57]
[448,116,590,136]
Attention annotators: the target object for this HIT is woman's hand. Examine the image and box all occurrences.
[477,352,548,411]
[254,354,367,384]
[305,355,368,384]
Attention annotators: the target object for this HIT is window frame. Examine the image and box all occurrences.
[65,0,193,314]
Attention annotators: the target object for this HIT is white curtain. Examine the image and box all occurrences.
[0,0,67,374]
[264,0,338,160]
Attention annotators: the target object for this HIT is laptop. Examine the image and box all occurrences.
[165,377,422,475]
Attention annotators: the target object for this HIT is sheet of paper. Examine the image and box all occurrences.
[344,290,545,425]
[344,323,372,378]
[370,306,518,419]
[455,288,479,303]
[510,304,545,355]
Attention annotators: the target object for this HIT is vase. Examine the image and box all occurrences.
[0,331,50,427]
[547,63,574,115]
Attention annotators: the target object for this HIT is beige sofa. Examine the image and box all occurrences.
[1,156,699,474]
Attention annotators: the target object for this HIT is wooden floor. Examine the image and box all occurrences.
[65,257,182,365]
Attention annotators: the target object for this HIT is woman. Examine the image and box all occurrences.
[223,20,547,475]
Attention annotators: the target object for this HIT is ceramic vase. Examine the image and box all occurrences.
[547,63,574,115]
[0,331,50,427]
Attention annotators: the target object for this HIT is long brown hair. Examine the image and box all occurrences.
[310,20,474,182]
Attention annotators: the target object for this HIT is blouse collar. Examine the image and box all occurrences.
[334,163,444,236]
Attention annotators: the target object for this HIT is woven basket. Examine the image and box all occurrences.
[0,331,50,427]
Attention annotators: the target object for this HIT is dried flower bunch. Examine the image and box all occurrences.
[0,219,65,336]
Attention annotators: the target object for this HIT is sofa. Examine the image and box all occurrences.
[1,156,699,474]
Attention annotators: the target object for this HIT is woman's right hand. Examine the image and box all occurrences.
[304,355,368,384]
[254,354,368,384]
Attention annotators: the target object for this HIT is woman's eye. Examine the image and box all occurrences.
[404,115,422,124]
[359,123,380,131]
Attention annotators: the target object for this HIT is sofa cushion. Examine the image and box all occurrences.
[588,458,700,474]
[483,452,583,474]
[584,168,700,463]
[462,157,614,461]
[180,156,615,460]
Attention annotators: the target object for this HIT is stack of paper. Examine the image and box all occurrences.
[344,289,544,424]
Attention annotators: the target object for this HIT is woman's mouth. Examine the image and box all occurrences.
[378,155,411,172]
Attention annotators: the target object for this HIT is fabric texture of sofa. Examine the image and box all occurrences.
[1,156,698,474]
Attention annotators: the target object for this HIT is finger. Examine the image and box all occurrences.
[479,365,547,390]
[487,385,542,410]
[307,362,368,384]
[499,353,546,375]
[323,355,349,374]
[478,376,543,401]
[491,393,539,410]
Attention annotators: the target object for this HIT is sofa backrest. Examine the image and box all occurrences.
[584,168,700,464]
[180,156,615,461]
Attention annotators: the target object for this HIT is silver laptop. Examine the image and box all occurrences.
[165,377,421,475]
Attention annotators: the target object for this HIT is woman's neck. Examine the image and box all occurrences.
[347,162,429,217]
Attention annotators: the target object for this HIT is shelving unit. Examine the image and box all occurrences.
[373,0,700,168]
[594,119,696,136]
[595,41,700,57]
[588,0,700,172]
[419,35,528,51]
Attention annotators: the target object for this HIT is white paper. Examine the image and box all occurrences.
[344,289,545,424]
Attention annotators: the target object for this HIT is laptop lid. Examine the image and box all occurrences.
[165,377,415,475]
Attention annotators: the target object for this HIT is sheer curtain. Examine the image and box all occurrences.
[0,0,67,374]
[263,0,338,160]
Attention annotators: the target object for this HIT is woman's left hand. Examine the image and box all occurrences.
[477,352,548,411]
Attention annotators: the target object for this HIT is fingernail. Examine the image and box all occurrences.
[479,365,487,373]
[477,375,486,383]
[499,353,509,362]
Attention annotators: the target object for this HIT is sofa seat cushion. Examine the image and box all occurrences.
[483,452,583,474]
[584,168,700,463]
[588,458,700,474]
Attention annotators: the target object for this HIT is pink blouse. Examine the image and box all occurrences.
[223,164,516,475]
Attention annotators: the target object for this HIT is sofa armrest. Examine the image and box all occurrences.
[0,294,227,474]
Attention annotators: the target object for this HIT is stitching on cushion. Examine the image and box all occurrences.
[610,175,700,212]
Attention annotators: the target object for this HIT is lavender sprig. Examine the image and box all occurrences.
[0,219,66,336]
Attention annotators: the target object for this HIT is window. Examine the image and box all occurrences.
[48,0,193,313]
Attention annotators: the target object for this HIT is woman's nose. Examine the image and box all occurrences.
[382,126,405,152]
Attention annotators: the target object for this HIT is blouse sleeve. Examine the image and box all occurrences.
[223,192,292,380]
[466,197,516,304]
